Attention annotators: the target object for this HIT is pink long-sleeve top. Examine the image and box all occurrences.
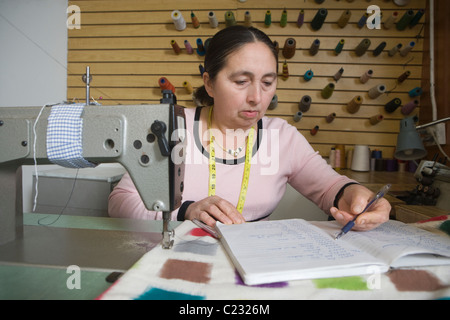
[108,107,356,221]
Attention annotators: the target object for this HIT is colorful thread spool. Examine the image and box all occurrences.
[184,40,193,54]
[171,40,181,54]
[303,70,314,82]
[297,9,304,28]
[208,11,219,28]
[196,38,206,56]
[311,8,328,31]
[335,144,346,169]
[337,10,351,28]
[334,39,345,55]
[264,10,272,27]
[384,11,398,30]
[273,40,279,53]
[326,113,336,123]
[183,81,193,94]
[280,8,288,27]
[158,77,175,93]
[368,84,386,99]
[347,95,363,114]
[244,11,252,27]
[171,10,186,31]
[373,41,386,57]
[268,94,278,110]
[190,11,200,29]
[198,64,205,76]
[355,39,371,57]
[321,83,335,99]
[409,87,423,98]
[360,69,373,84]
[224,11,236,27]
[385,98,402,113]
[397,71,411,84]
[401,99,419,115]
[400,41,415,57]
[310,125,319,136]
[357,13,369,29]
[299,95,312,112]
[333,67,344,82]
[409,9,425,28]
[281,61,289,80]
[309,39,320,56]
[388,43,403,57]
[293,111,303,122]
[396,10,415,31]
[282,38,296,59]
[369,114,384,125]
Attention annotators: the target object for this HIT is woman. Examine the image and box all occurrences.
[108,26,390,231]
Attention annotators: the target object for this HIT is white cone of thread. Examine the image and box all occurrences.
[171,10,186,31]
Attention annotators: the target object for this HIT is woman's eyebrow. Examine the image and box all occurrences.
[229,71,277,79]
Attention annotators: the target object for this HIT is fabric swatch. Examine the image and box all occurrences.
[159,259,212,284]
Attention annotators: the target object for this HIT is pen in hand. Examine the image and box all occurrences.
[334,184,391,240]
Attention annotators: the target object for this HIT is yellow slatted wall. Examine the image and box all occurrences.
[67,0,427,159]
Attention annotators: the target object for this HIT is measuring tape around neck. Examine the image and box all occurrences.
[208,107,254,214]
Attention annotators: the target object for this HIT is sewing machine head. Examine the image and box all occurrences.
[0,91,185,248]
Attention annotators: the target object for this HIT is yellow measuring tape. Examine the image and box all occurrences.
[208,107,254,213]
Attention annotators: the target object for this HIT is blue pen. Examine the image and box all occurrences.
[334,184,391,240]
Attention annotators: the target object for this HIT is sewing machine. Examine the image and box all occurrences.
[0,91,186,254]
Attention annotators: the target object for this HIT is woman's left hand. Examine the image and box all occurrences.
[329,184,391,231]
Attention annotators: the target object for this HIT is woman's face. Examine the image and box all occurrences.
[204,41,278,131]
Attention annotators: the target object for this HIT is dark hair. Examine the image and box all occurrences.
[193,26,278,106]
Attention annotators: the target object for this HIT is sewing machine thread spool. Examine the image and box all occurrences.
[311,8,328,31]
[384,11,398,29]
[373,41,386,57]
[297,9,304,28]
[158,77,175,93]
[396,10,415,31]
[299,95,312,112]
[199,64,205,76]
[369,114,384,125]
[326,113,336,123]
[184,40,193,54]
[282,38,296,59]
[281,61,289,80]
[355,39,371,57]
[171,10,186,31]
[401,99,419,115]
[409,9,425,28]
[264,10,272,27]
[196,38,206,56]
[385,98,402,113]
[225,11,237,27]
[268,94,278,110]
[333,67,344,82]
[310,125,319,136]
[280,8,288,27]
[335,39,345,55]
[397,70,411,84]
[304,70,314,82]
[360,69,373,84]
[171,40,181,54]
[409,87,423,97]
[293,111,303,122]
[368,84,386,99]
[183,81,193,94]
[190,11,200,28]
[400,41,415,57]
[321,83,335,99]
[357,13,369,28]
[388,43,403,57]
[347,95,363,114]
[208,11,218,28]
[244,11,252,27]
[309,39,320,56]
[337,10,351,28]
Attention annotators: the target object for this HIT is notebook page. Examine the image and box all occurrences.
[313,220,450,267]
[216,219,385,283]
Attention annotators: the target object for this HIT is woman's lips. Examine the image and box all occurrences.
[241,110,259,118]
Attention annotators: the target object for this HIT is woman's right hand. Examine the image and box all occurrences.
[185,196,246,227]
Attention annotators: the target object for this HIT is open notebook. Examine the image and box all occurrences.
[215,219,450,285]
